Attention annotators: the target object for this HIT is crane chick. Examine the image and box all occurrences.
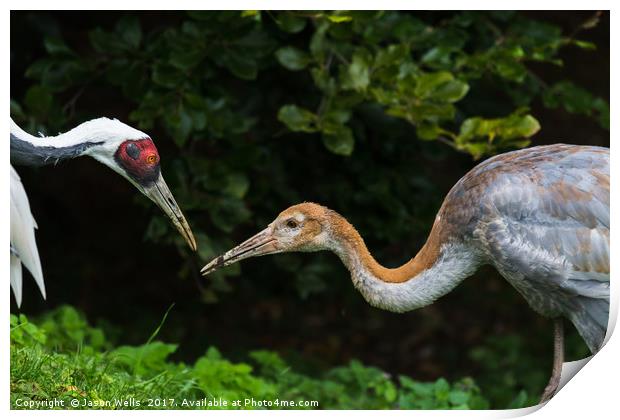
[202,144,609,403]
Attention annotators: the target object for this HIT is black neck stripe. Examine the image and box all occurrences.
[10,133,103,167]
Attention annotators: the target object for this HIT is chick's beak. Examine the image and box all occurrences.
[143,172,197,251]
[201,226,278,276]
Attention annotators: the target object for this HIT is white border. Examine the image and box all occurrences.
[3,3,616,419]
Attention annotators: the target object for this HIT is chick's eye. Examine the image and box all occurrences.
[286,220,298,229]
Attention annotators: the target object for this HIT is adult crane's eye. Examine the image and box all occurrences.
[286,220,298,229]
[126,142,140,160]
[146,154,157,164]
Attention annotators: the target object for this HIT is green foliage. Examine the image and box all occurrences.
[11,314,47,347]
[465,330,586,408]
[275,46,311,71]
[11,306,107,355]
[468,334,549,408]
[457,110,540,159]
[397,376,488,409]
[543,81,610,129]
[112,342,179,377]
[10,11,608,301]
[193,347,277,403]
[11,306,493,410]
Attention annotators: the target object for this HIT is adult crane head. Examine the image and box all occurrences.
[11,118,197,250]
[81,119,197,251]
[201,203,332,275]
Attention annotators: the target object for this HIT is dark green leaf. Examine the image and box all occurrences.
[111,342,177,376]
[89,28,126,53]
[277,105,317,132]
[542,81,609,129]
[275,46,310,71]
[152,63,184,88]
[116,15,142,48]
[276,12,307,33]
[219,51,258,80]
[322,125,354,156]
[507,390,528,409]
[347,52,370,92]
[24,85,53,117]
[494,59,527,83]
[414,71,454,98]
[434,378,451,401]
[573,40,596,50]
[164,105,193,147]
[431,80,470,103]
[416,123,443,141]
[10,99,24,119]
[324,108,352,125]
[43,37,73,56]
[449,390,470,405]
[421,46,455,68]
[222,173,250,199]
[170,47,206,70]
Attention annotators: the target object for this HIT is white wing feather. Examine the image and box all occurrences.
[10,165,46,305]
[10,254,22,306]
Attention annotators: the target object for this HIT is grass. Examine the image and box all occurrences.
[10,305,495,410]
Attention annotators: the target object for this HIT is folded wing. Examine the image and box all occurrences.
[10,165,46,306]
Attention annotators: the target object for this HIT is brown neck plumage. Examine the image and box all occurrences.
[325,210,444,283]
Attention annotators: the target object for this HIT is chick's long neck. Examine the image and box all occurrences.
[324,211,480,312]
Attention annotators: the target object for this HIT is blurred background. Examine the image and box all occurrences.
[10,11,609,407]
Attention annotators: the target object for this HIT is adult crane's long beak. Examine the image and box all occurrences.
[143,173,197,251]
[200,226,278,276]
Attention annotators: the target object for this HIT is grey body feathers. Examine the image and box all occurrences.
[439,144,609,353]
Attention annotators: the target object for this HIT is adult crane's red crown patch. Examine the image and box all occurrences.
[115,138,161,185]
